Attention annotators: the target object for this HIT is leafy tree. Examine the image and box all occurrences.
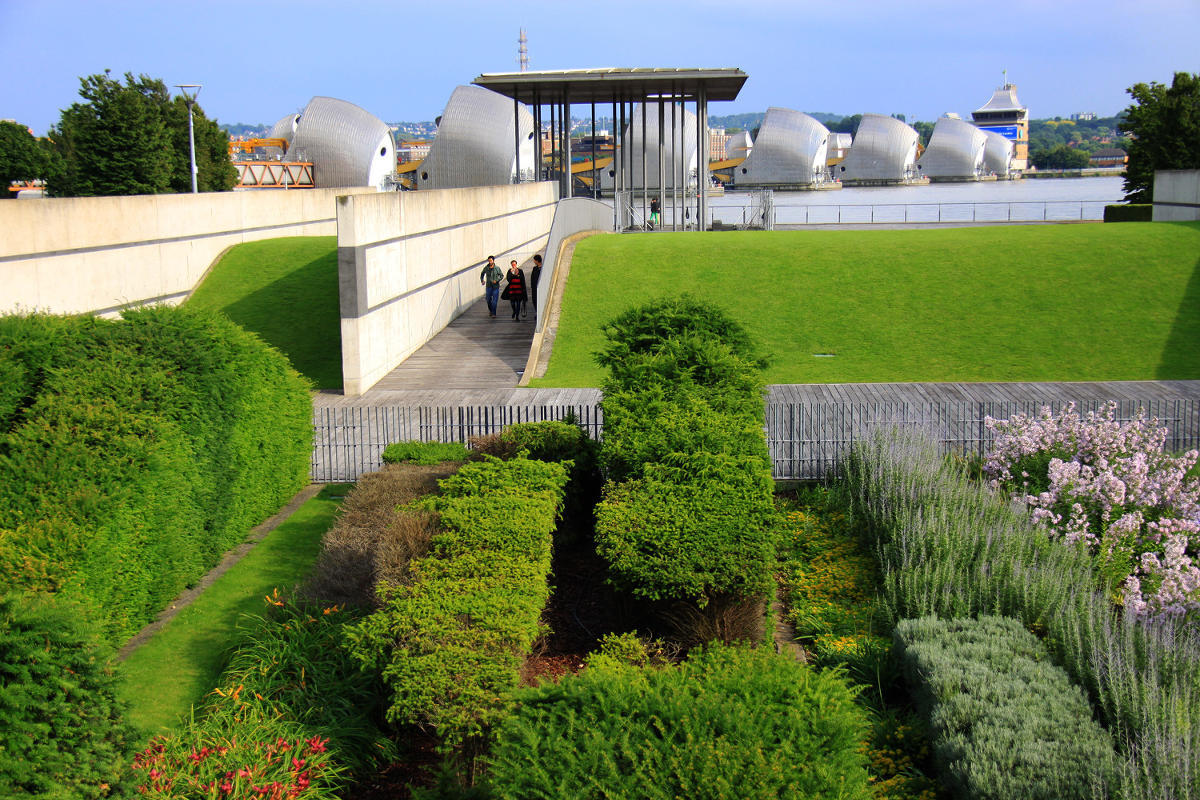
[829,114,863,135]
[46,70,234,196]
[912,120,935,146]
[1030,144,1091,170]
[0,121,47,196]
[1120,72,1200,203]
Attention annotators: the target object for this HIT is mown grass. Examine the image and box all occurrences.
[531,222,1200,386]
[118,485,350,737]
[186,236,342,389]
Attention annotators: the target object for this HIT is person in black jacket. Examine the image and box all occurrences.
[527,253,543,318]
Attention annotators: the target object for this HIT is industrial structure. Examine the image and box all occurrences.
[980,128,1016,178]
[972,80,1029,171]
[415,85,536,190]
[837,113,921,184]
[917,115,988,181]
[598,103,698,193]
[732,107,830,188]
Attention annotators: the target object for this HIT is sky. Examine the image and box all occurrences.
[2,0,1198,135]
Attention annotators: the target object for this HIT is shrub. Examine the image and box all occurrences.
[301,462,458,608]
[1103,203,1152,222]
[0,592,134,799]
[484,643,872,800]
[0,307,312,642]
[381,440,473,465]
[130,597,393,800]
[984,402,1200,620]
[345,457,568,749]
[895,615,1117,799]
[594,452,778,608]
[845,424,1200,800]
[594,292,768,371]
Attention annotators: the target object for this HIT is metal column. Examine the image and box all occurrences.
[512,92,521,183]
[697,85,708,231]
[657,97,665,231]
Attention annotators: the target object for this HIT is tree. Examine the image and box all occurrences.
[1030,144,1090,170]
[0,121,47,196]
[46,70,235,197]
[912,121,935,147]
[1120,72,1200,203]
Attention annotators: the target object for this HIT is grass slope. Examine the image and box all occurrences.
[531,222,1200,386]
[187,237,342,389]
[118,485,348,737]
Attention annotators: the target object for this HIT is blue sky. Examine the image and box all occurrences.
[2,0,1197,135]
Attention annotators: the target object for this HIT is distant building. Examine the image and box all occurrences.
[917,116,987,181]
[1090,148,1127,168]
[735,107,830,187]
[972,82,1029,171]
[1072,112,1097,121]
[980,128,1016,179]
[838,113,920,184]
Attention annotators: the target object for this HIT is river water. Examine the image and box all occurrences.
[703,175,1127,225]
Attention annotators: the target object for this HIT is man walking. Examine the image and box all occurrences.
[480,255,503,318]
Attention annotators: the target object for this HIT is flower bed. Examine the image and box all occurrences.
[984,401,1200,620]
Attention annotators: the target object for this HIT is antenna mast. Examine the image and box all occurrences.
[518,28,529,71]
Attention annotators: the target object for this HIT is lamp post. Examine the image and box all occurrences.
[175,84,202,193]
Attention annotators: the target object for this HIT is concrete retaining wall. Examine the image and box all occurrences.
[337,183,557,395]
[1153,169,1200,221]
[0,187,376,316]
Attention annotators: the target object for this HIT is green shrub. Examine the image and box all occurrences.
[594,452,778,606]
[1103,203,1152,222]
[0,592,134,799]
[381,440,472,465]
[131,598,393,799]
[594,293,768,371]
[0,307,312,642]
[345,457,568,749]
[895,615,1116,800]
[484,643,872,800]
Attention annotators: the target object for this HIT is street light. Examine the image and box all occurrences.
[175,84,202,193]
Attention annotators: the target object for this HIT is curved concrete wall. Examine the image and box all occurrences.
[839,114,919,183]
[336,182,557,394]
[735,107,828,186]
[918,117,987,179]
[418,85,536,190]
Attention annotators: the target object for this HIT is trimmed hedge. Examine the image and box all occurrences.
[484,643,872,800]
[0,592,134,799]
[594,297,777,633]
[381,440,473,465]
[895,615,1116,800]
[346,456,568,748]
[0,307,312,642]
[595,453,776,604]
[1103,203,1152,222]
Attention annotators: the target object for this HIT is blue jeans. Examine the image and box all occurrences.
[485,284,499,315]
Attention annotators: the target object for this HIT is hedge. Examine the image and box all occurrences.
[895,615,1116,800]
[0,592,134,799]
[345,456,568,748]
[484,643,872,800]
[0,307,312,642]
[1103,203,1152,222]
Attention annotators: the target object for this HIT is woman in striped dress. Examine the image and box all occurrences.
[504,260,528,321]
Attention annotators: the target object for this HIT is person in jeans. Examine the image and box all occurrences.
[480,255,503,317]
[504,259,527,321]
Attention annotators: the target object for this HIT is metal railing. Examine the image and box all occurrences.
[709,200,1113,227]
[312,398,1198,483]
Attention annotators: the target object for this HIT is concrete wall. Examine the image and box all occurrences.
[1153,169,1200,221]
[0,187,375,316]
[337,183,557,395]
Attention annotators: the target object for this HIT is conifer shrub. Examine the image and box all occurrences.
[1103,203,1152,222]
[345,456,568,749]
[0,307,312,642]
[894,615,1117,800]
[483,643,872,800]
[0,592,134,799]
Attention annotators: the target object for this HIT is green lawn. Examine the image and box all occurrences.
[187,237,342,389]
[118,485,348,737]
[531,222,1200,386]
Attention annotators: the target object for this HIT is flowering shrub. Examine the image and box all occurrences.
[984,402,1200,620]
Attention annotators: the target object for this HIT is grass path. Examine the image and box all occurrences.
[531,222,1200,386]
[117,485,348,737]
[187,236,342,389]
